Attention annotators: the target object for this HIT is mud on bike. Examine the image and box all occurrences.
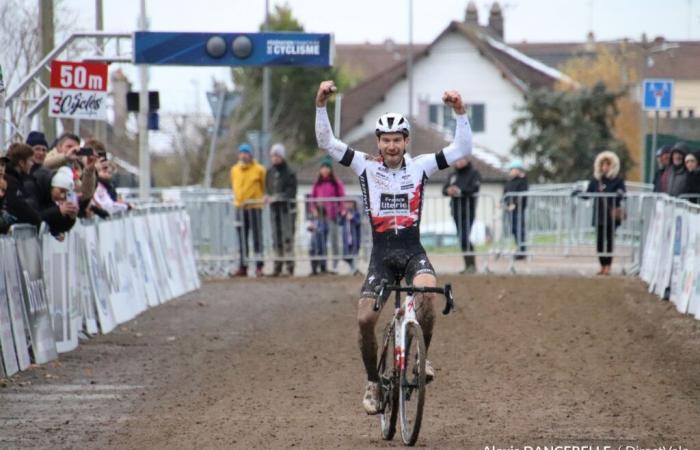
[373,280,455,446]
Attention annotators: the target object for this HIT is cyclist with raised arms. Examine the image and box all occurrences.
[315,80,472,415]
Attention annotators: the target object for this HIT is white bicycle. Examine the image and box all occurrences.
[373,280,455,446]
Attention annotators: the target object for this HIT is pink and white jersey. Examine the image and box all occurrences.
[315,107,472,239]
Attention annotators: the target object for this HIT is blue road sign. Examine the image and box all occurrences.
[133,32,334,67]
[643,79,673,111]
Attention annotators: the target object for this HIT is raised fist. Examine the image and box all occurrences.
[316,80,337,107]
[442,90,466,115]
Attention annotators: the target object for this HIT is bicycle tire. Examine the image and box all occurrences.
[378,326,398,440]
[399,322,426,446]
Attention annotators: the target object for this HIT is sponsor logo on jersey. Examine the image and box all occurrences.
[380,193,409,212]
[400,183,414,190]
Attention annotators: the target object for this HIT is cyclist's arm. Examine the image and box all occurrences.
[315,106,368,175]
[414,113,473,178]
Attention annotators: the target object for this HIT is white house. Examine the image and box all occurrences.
[337,2,572,159]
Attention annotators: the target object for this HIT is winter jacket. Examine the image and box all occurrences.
[310,176,346,220]
[442,162,481,214]
[653,166,667,193]
[3,165,41,229]
[584,151,626,226]
[230,160,266,208]
[265,161,297,204]
[668,164,688,197]
[684,169,700,203]
[31,168,76,236]
[503,175,529,211]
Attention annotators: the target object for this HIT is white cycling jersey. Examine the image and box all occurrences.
[315,107,473,240]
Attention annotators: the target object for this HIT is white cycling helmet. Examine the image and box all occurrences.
[375,112,410,137]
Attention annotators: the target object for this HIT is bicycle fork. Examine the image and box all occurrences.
[393,294,418,372]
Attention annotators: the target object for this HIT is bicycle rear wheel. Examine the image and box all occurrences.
[399,322,426,446]
[378,326,398,440]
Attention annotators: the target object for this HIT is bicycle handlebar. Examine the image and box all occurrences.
[373,280,455,315]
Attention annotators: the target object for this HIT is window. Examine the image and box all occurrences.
[677,109,683,118]
[689,109,695,118]
[468,104,485,132]
[428,102,485,133]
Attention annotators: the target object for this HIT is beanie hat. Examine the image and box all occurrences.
[656,144,672,157]
[270,143,286,159]
[320,156,334,169]
[51,167,74,191]
[26,131,49,148]
[508,159,524,170]
[686,153,698,163]
[238,143,252,154]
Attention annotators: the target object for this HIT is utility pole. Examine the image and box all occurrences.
[95,0,106,142]
[138,0,150,199]
[407,0,414,120]
[261,0,271,165]
[39,0,56,139]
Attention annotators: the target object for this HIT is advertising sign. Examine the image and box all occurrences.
[49,60,109,120]
[134,31,333,67]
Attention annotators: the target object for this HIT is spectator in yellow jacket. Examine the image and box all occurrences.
[230,143,266,277]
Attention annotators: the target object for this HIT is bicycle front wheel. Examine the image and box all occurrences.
[399,322,426,446]
[378,326,398,440]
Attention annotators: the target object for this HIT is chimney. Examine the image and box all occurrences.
[465,1,479,25]
[488,2,504,40]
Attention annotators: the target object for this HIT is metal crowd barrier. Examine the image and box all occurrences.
[0,206,200,379]
[498,191,645,272]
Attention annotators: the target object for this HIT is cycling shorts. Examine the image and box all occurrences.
[360,243,435,299]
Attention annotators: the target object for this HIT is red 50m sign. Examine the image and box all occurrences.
[49,60,108,120]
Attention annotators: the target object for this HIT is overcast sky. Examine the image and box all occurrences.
[61,0,696,114]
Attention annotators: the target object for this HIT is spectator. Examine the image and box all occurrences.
[230,143,266,277]
[442,157,481,273]
[684,151,700,203]
[503,159,528,260]
[307,199,330,275]
[0,173,16,234]
[265,143,297,277]
[3,143,41,229]
[652,144,672,193]
[43,132,98,204]
[309,157,345,274]
[43,132,80,170]
[339,198,362,275]
[586,151,626,276]
[26,131,49,173]
[32,166,78,240]
[667,142,689,197]
[92,159,128,215]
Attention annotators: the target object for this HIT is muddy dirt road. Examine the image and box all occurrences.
[2,275,700,449]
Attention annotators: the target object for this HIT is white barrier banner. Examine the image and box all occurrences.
[132,215,160,307]
[84,224,117,333]
[0,241,19,377]
[3,240,31,371]
[653,202,675,298]
[161,212,186,298]
[42,234,80,353]
[147,213,172,302]
[669,211,687,309]
[115,218,146,316]
[14,232,57,364]
[688,215,700,319]
[71,224,99,335]
[97,220,134,324]
[680,213,699,315]
[640,203,661,285]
